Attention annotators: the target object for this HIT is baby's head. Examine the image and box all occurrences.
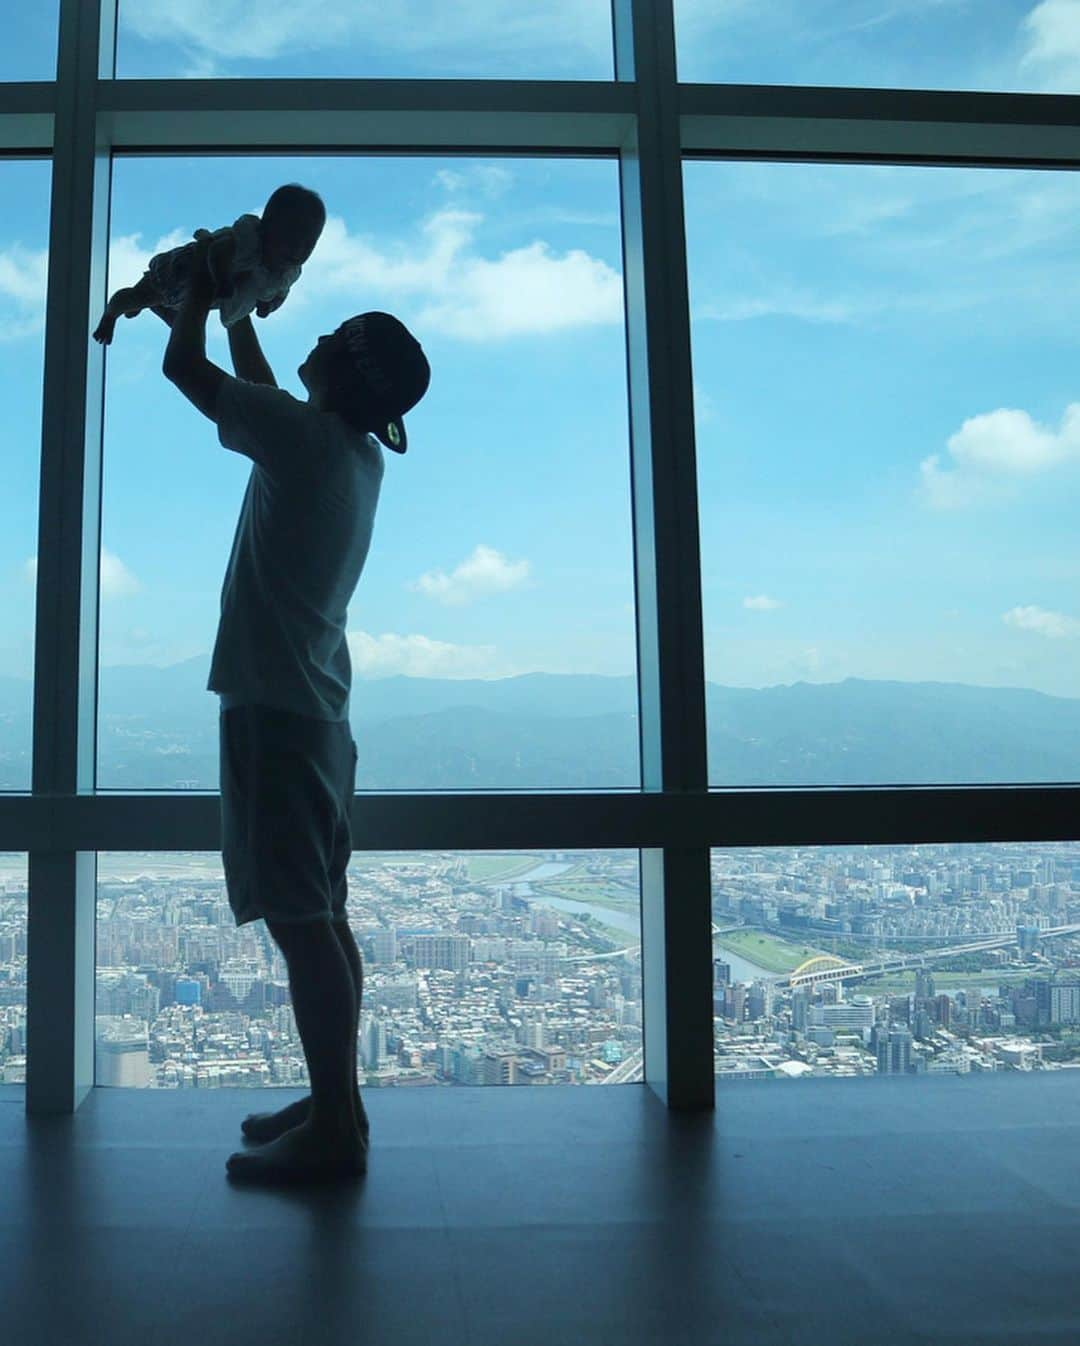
[261,183,326,271]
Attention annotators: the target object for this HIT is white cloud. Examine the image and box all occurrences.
[23,548,141,599]
[919,403,1080,508]
[108,229,190,294]
[347,629,504,678]
[409,544,530,606]
[420,239,621,338]
[743,594,782,611]
[101,549,142,598]
[693,383,717,425]
[434,166,513,199]
[700,290,858,325]
[1003,604,1080,638]
[1020,0,1080,89]
[300,209,621,341]
[0,242,48,341]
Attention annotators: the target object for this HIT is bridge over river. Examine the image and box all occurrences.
[774,923,1080,990]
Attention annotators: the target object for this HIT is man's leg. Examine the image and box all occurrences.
[240,917,367,1142]
[227,918,364,1181]
[332,916,369,1134]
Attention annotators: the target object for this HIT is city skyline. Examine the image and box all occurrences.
[4,840,1080,1090]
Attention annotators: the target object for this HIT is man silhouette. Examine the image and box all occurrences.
[159,233,429,1183]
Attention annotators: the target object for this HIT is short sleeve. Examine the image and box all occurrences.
[215,376,321,477]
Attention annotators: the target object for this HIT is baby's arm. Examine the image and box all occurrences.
[254,293,286,319]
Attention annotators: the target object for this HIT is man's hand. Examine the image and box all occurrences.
[187,234,216,307]
[162,238,226,422]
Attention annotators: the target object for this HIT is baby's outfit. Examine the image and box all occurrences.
[146,213,302,328]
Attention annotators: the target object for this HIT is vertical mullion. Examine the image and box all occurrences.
[614,0,713,1108]
[26,0,113,1115]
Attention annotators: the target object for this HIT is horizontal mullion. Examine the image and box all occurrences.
[3,786,1080,852]
[680,82,1080,127]
[681,83,1080,164]
[98,78,636,152]
[680,118,1080,166]
[0,80,54,150]
[0,116,53,152]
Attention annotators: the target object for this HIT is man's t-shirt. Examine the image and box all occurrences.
[209,376,384,721]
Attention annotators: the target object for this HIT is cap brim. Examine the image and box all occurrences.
[375,417,407,453]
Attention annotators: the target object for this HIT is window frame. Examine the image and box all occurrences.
[6,0,1079,1113]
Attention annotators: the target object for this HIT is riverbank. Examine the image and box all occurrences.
[713,928,828,975]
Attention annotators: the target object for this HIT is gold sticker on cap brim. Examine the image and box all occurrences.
[388,422,401,447]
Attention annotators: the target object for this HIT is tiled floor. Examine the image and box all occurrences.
[2,1073,1080,1345]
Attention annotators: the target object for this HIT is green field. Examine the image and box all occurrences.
[865,969,1033,995]
[464,854,544,883]
[538,880,637,913]
[713,929,827,975]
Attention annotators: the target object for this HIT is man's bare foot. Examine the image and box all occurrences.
[92,314,116,345]
[241,1092,369,1145]
[226,1117,367,1185]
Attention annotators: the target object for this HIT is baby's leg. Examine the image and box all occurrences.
[93,274,164,344]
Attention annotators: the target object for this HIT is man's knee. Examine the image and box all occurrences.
[266,915,333,953]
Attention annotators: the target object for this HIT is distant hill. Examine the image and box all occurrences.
[2,662,1080,790]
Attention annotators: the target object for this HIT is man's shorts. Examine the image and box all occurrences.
[219,702,358,927]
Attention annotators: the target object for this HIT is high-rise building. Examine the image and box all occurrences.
[1050,980,1080,1025]
[482,1050,518,1086]
[1034,980,1052,1028]
[746,981,772,1020]
[96,1024,151,1088]
[413,933,470,971]
[173,976,201,1006]
[370,927,398,964]
[723,984,747,1022]
[819,996,874,1030]
[877,1027,912,1075]
[1017,924,1041,954]
[361,1014,387,1069]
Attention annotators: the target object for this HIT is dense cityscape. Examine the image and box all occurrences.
[3,843,1080,1091]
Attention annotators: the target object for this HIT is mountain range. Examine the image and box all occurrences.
[1,656,1080,790]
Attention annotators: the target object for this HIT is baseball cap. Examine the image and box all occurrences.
[336,312,430,453]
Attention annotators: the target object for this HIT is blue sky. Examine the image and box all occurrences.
[5,5,1080,726]
[8,1,1073,89]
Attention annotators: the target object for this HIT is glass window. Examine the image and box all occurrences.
[0,854,27,1092]
[713,842,1080,1081]
[0,6,58,82]
[675,0,1062,94]
[117,2,613,80]
[96,849,641,1087]
[98,154,636,792]
[1,160,50,792]
[686,160,1080,787]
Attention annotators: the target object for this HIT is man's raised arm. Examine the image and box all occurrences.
[227,316,278,388]
[162,236,227,423]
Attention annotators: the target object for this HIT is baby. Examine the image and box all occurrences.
[93,183,326,344]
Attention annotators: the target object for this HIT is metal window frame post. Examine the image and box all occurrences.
[26,0,114,1115]
[614,0,714,1109]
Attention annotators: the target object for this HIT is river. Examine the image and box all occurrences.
[532,891,775,981]
[508,861,777,979]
